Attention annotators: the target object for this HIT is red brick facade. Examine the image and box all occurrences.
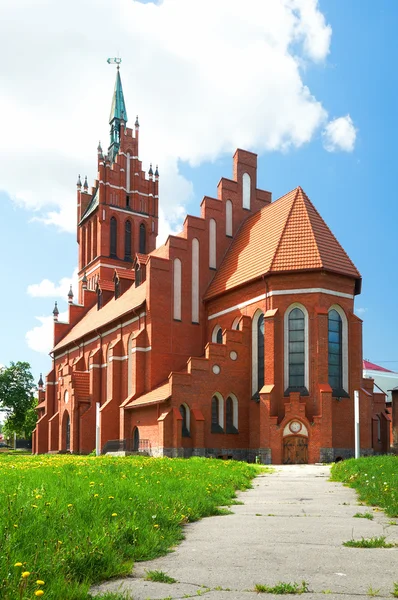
[32,71,390,463]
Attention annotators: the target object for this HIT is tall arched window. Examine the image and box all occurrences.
[110,217,117,258]
[133,427,139,451]
[284,305,309,392]
[173,258,182,320]
[139,223,146,254]
[124,220,132,261]
[107,345,112,400]
[87,221,92,264]
[92,218,97,259]
[242,173,251,209]
[191,238,199,323]
[328,309,343,393]
[212,325,223,343]
[209,219,216,269]
[179,403,190,437]
[226,200,233,236]
[252,310,264,396]
[81,226,86,267]
[65,412,70,451]
[226,394,238,433]
[211,394,224,433]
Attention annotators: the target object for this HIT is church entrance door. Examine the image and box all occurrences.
[283,436,308,464]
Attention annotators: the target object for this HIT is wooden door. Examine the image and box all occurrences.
[283,436,308,464]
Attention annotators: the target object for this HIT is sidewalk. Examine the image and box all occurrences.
[92,464,397,600]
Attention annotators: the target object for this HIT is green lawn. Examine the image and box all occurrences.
[331,455,398,517]
[0,454,261,600]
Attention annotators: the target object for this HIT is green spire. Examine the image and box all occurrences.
[108,66,128,162]
[109,68,128,125]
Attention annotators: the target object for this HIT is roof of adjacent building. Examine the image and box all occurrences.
[126,381,171,408]
[53,282,147,352]
[363,360,396,373]
[206,187,361,299]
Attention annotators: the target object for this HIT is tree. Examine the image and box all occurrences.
[0,362,37,439]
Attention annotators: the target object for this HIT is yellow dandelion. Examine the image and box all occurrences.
[36,580,45,585]
[67,503,73,507]
[111,513,117,517]
[14,524,18,528]
[22,571,30,578]
[35,591,44,597]
[36,494,42,499]
[108,496,114,499]
[94,493,99,497]
[14,562,22,567]
[153,524,159,528]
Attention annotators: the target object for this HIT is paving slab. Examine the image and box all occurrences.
[91,464,397,600]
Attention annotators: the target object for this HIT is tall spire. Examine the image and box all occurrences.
[107,58,127,162]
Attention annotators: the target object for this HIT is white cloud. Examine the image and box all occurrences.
[27,269,78,300]
[322,115,357,152]
[26,312,68,355]
[355,307,368,316]
[0,0,334,236]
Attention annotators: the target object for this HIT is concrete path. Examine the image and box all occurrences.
[92,465,397,600]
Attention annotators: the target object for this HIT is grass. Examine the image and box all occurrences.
[0,454,261,600]
[393,583,398,598]
[367,586,380,597]
[254,581,309,594]
[353,512,374,520]
[343,536,395,548]
[144,570,177,584]
[331,456,398,517]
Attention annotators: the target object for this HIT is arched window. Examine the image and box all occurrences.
[173,258,182,320]
[252,310,264,396]
[87,221,92,264]
[328,308,345,393]
[81,226,86,267]
[232,317,240,330]
[211,394,224,433]
[107,345,112,400]
[133,427,139,452]
[209,218,216,269]
[212,325,223,344]
[191,238,199,323]
[242,173,251,210]
[284,304,309,393]
[110,217,117,258]
[179,404,190,437]
[65,412,70,452]
[93,218,98,259]
[124,220,132,261]
[127,334,134,397]
[139,223,146,254]
[226,394,238,433]
[226,200,233,236]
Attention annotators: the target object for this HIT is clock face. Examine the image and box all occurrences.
[289,421,302,434]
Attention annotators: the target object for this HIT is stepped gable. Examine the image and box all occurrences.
[53,282,147,352]
[206,186,361,299]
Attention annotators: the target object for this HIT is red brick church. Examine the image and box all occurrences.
[32,67,390,463]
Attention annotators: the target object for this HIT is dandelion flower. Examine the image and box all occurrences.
[111,513,117,517]
[108,496,114,499]
[14,562,22,567]
[36,580,45,585]
[35,591,44,597]
[22,571,30,578]
[67,504,73,507]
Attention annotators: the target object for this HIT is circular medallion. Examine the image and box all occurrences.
[230,351,238,361]
[212,365,221,375]
[289,420,302,434]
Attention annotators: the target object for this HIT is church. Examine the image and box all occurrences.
[32,66,391,464]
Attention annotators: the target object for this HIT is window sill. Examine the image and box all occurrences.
[211,424,224,434]
[226,426,238,434]
[332,389,350,399]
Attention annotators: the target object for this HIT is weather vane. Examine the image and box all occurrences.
[107,57,122,69]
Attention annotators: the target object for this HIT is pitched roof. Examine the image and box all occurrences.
[206,187,361,299]
[53,282,147,353]
[126,381,171,408]
[363,360,395,373]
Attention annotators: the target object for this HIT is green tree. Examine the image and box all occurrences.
[0,362,37,438]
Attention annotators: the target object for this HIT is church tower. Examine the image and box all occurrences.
[76,63,159,301]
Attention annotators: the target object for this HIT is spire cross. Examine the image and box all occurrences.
[107,57,122,69]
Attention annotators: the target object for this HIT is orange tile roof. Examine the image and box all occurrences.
[53,282,147,352]
[126,381,171,408]
[114,268,135,281]
[206,187,361,299]
[98,279,115,292]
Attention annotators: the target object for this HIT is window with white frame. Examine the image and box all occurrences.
[226,394,238,433]
[209,219,216,269]
[284,304,309,394]
[242,173,251,209]
[211,393,224,433]
[328,305,348,395]
[173,258,182,320]
[226,200,233,236]
[179,403,190,437]
[212,325,223,344]
[251,310,265,397]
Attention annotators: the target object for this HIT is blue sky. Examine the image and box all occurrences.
[0,0,397,384]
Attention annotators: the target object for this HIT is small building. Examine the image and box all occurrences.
[32,67,388,463]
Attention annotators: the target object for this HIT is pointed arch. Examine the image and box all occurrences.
[110,217,117,258]
[81,226,86,267]
[209,218,216,269]
[328,304,348,394]
[226,393,238,432]
[124,220,132,261]
[179,403,190,437]
[242,173,251,210]
[226,200,233,236]
[132,426,140,451]
[232,316,241,330]
[252,309,265,396]
[87,221,92,264]
[139,223,146,254]
[173,258,182,320]
[127,334,134,397]
[191,238,199,323]
[63,410,70,452]
[211,392,224,433]
[212,325,223,344]
[92,217,98,259]
[284,303,309,393]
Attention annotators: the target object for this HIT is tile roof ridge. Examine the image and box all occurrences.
[300,187,361,278]
[269,187,300,272]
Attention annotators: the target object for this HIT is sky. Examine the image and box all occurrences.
[0,0,397,386]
